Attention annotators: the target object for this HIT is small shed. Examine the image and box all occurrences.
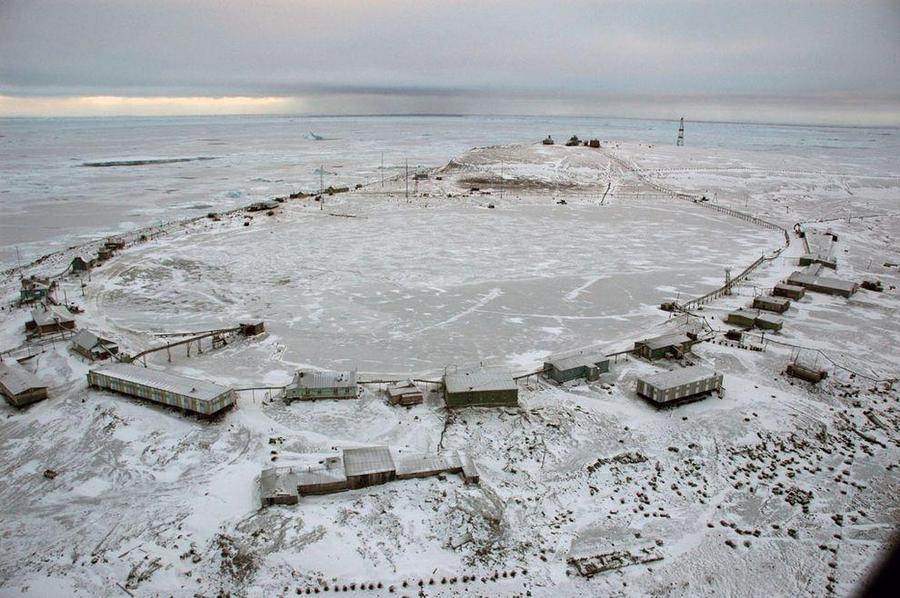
[343,446,396,489]
[239,321,265,336]
[19,277,53,304]
[542,135,555,145]
[87,363,236,416]
[861,279,883,292]
[752,295,791,313]
[443,367,518,408]
[773,283,805,300]
[633,333,693,361]
[394,453,463,480]
[71,329,119,360]
[26,305,76,336]
[755,313,783,332]
[104,237,126,250]
[97,247,113,261]
[284,369,357,402]
[543,347,610,383]
[725,309,757,328]
[799,253,837,270]
[386,380,424,406]
[71,256,91,273]
[636,366,723,406]
[0,361,49,407]
[260,467,300,506]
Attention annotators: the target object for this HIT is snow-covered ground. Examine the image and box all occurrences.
[0,131,898,597]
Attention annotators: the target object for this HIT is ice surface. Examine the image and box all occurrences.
[0,118,898,597]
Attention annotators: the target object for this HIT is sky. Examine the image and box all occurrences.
[1,0,899,124]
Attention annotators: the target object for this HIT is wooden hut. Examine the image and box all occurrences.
[725,309,757,328]
[296,458,350,495]
[260,467,300,506]
[633,332,693,361]
[773,283,805,300]
[788,267,858,298]
[71,329,119,361]
[26,305,76,336]
[752,295,791,313]
[636,366,723,406]
[284,369,357,402]
[87,363,236,416]
[239,321,266,336]
[443,367,518,408]
[755,313,783,332]
[19,277,53,304]
[386,380,424,406]
[0,361,48,407]
[71,256,91,273]
[543,346,609,383]
[343,446,396,489]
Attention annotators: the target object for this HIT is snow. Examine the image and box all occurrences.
[0,118,898,597]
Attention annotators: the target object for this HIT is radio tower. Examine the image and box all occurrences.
[676,117,684,146]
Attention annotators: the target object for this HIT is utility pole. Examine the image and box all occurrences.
[319,165,324,195]
[500,160,504,199]
[381,152,384,189]
[405,160,409,201]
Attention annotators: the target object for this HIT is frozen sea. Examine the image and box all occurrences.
[2,114,898,268]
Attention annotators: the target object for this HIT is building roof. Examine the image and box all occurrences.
[444,367,517,394]
[775,283,805,292]
[89,363,232,402]
[72,329,117,352]
[260,467,300,497]
[814,276,859,293]
[290,369,357,390]
[0,361,47,396]
[639,366,719,390]
[21,277,51,290]
[295,466,348,489]
[755,313,783,326]
[635,332,691,350]
[756,295,791,306]
[30,305,75,327]
[387,380,422,398]
[788,270,858,293]
[805,231,835,258]
[728,308,758,319]
[394,452,462,477]
[545,345,609,371]
[343,446,395,477]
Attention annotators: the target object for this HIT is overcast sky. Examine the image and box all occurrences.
[1,0,899,123]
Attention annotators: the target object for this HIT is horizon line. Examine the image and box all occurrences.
[1,111,899,131]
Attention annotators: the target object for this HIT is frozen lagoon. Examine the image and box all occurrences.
[94,194,779,374]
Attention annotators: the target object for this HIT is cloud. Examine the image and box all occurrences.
[0,0,898,121]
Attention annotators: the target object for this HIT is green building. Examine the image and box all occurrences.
[443,367,518,408]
